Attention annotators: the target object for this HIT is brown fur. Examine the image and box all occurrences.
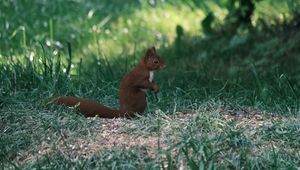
[54,47,166,118]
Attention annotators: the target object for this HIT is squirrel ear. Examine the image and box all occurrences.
[150,46,156,53]
[145,46,156,58]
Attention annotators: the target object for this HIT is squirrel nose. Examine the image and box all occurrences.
[161,64,167,69]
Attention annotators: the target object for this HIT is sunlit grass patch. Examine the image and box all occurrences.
[80,4,205,60]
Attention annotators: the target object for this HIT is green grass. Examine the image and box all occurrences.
[1,0,300,169]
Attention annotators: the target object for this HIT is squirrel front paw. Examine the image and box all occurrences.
[152,85,160,93]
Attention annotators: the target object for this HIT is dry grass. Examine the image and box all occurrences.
[14,104,296,168]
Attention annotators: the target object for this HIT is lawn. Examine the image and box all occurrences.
[1,0,300,169]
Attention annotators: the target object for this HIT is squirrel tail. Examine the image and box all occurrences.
[53,96,132,118]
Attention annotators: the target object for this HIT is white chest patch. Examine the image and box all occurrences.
[149,71,154,82]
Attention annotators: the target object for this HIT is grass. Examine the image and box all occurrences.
[1,0,300,169]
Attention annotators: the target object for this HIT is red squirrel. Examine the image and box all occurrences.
[54,47,166,118]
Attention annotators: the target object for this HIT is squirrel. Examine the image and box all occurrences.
[54,47,166,118]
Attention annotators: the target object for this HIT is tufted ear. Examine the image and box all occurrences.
[145,46,156,59]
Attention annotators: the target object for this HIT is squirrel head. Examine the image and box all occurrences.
[143,47,166,71]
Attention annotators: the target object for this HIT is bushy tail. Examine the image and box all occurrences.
[53,96,132,118]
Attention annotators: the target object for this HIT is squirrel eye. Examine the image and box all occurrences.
[153,60,159,64]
